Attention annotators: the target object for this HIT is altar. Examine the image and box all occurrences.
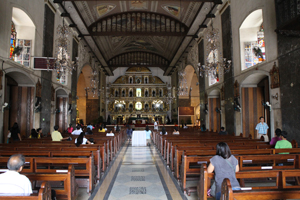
[132,131,147,146]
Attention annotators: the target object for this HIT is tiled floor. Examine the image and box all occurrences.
[90,142,186,200]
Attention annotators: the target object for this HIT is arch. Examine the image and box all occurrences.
[55,88,68,98]
[239,9,265,70]
[208,89,220,97]
[12,7,35,27]
[88,11,188,36]
[5,68,35,87]
[240,70,269,86]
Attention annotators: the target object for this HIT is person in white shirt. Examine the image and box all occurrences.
[0,154,32,195]
[183,124,188,129]
[75,132,92,147]
[72,125,82,135]
[173,127,180,135]
[106,129,115,136]
[154,121,158,131]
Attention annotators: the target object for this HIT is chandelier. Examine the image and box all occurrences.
[196,23,231,79]
[85,67,101,97]
[114,100,125,107]
[177,65,191,96]
[47,17,77,78]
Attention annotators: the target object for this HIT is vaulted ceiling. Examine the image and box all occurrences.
[54,0,222,75]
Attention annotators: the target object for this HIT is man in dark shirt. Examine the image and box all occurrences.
[219,127,227,135]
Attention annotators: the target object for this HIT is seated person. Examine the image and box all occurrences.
[201,124,207,131]
[270,128,282,146]
[72,125,82,135]
[183,123,188,129]
[86,123,94,131]
[106,129,115,136]
[75,132,92,147]
[29,128,40,139]
[85,128,93,135]
[154,121,158,131]
[145,126,151,146]
[173,127,180,135]
[275,131,292,154]
[67,124,74,134]
[98,126,105,132]
[160,127,167,135]
[0,154,32,194]
[218,127,227,135]
[51,125,69,141]
[37,128,43,138]
[116,125,120,132]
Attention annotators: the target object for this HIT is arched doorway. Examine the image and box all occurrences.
[55,88,68,133]
[240,72,270,139]
[3,70,35,141]
[208,89,221,133]
[77,65,100,125]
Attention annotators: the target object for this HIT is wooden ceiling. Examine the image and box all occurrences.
[54,0,222,75]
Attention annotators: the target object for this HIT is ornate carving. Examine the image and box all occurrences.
[234,80,240,98]
[270,62,280,89]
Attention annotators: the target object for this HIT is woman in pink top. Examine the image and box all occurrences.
[270,128,282,146]
[67,124,74,134]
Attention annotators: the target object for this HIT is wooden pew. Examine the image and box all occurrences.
[0,182,51,200]
[221,170,300,200]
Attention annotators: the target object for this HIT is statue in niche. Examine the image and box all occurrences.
[145,90,148,97]
[115,90,119,97]
[152,90,156,97]
[145,77,148,84]
[159,90,163,97]
[129,77,133,84]
[270,62,280,89]
[129,90,133,97]
[122,90,125,97]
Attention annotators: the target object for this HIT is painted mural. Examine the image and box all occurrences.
[130,1,148,10]
[162,5,181,18]
[123,40,158,52]
[96,4,116,17]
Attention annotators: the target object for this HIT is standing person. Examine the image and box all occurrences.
[275,131,292,153]
[270,128,282,146]
[207,142,240,200]
[255,116,269,142]
[11,122,21,141]
[67,124,74,134]
[145,125,151,146]
[218,127,227,135]
[154,120,158,131]
[0,154,32,194]
[126,125,133,141]
[75,132,92,147]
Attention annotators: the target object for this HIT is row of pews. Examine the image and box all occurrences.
[152,127,300,200]
[0,128,127,200]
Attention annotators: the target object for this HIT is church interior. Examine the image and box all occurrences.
[1,0,300,199]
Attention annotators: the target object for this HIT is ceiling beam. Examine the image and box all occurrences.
[54,0,220,2]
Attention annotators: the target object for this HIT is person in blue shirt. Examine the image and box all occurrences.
[255,116,269,142]
[126,125,132,141]
[145,126,151,146]
[86,123,94,131]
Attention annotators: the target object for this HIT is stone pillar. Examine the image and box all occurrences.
[221,6,235,135]
[198,40,206,126]
[40,4,54,136]
[70,39,78,126]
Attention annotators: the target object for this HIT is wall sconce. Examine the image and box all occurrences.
[272,93,278,100]
[2,102,8,112]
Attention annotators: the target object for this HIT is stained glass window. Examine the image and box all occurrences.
[10,21,16,60]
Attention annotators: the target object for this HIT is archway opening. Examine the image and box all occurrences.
[241,73,270,139]
[239,9,265,70]
[4,71,35,141]
[11,7,35,67]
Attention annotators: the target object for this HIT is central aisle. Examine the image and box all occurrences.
[91,142,186,200]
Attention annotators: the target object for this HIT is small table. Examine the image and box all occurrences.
[132,131,146,146]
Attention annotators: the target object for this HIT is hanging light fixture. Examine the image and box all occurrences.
[47,5,78,79]
[196,4,231,79]
[177,63,190,96]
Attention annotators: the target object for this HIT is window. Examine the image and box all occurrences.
[15,39,32,67]
[136,88,141,97]
[135,102,142,110]
[10,21,16,59]
[240,9,265,70]
[59,69,67,85]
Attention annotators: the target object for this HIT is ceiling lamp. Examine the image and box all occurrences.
[47,13,78,78]
[196,15,231,79]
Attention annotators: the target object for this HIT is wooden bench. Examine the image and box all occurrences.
[0,182,51,200]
